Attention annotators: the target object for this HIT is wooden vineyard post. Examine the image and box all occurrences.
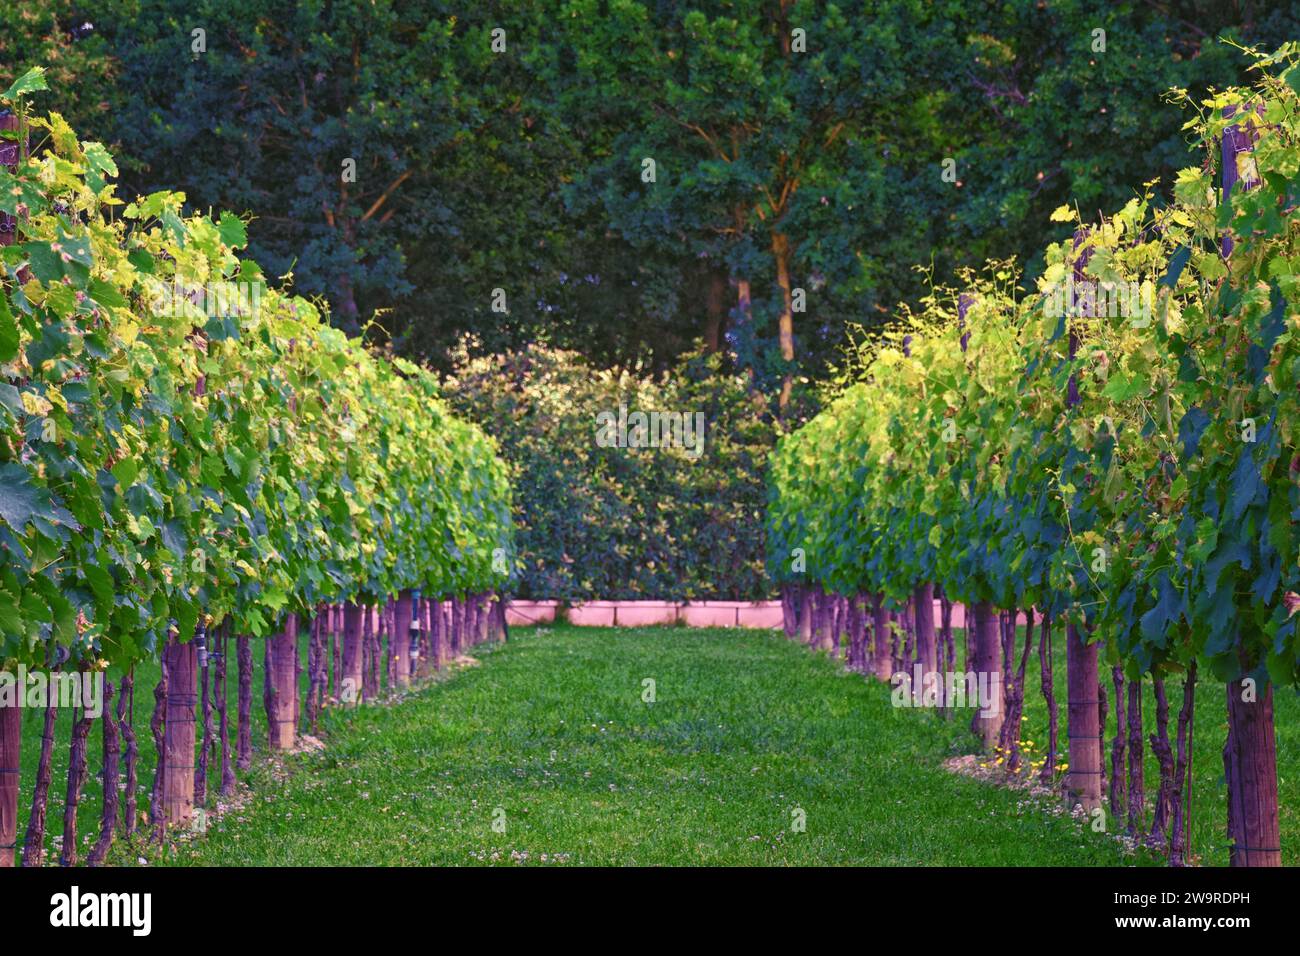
[416,597,432,680]
[1219,103,1281,866]
[871,593,892,681]
[0,108,20,868]
[913,583,937,704]
[449,599,460,657]
[1062,228,1103,812]
[438,598,450,664]
[162,631,198,826]
[477,594,491,645]
[812,588,832,652]
[268,615,299,750]
[342,602,365,706]
[393,591,414,688]
[969,602,1003,750]
[159,283,212,829]
[427,598,441,669]
[407,594,420,676]
[955,293,1004,749]
[0,686,16,868]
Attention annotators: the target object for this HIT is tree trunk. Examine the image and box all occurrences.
[1224,672,1281,866]
[87,680,119,866]
[382,602,396,688]
[734,276,752,336]
[268,615,299,750]
[1170,663,1197,866]
[60,691,94,866]
[497,594,511,643]
[1004,608,1034,773]
[1109,665,1126,820]
[1039,612,1058,786]
[315,610,329,718]
[1150,677,1175,847]
[121,672,138,837]
[1127,678,1145,835]
[1064,621,1102,811]
[149,656,167,840]
[772,231,796,411]
[236,635,252,770]
[162,635,197,827]
[22,681,58,866]
[1098,673,1109,795]
[703,269,727,352]
[334,267,361,334]
[305,613,322,729]
[970,602,1002,751]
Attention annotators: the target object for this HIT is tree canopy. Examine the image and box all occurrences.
[6,0,1300,413]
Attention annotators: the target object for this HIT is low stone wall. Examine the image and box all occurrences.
[504,600,1035,631]
[504,600,783,629]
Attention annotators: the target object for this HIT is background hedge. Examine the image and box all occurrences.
[443,340,774,601]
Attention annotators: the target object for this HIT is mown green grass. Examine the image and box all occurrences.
[14,622,1299,866]
[152,624,1161,866]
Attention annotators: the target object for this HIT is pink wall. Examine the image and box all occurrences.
[503,600,1032,631]
[505,600,783,629]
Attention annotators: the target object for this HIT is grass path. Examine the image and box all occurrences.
[164,625,1143,866]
